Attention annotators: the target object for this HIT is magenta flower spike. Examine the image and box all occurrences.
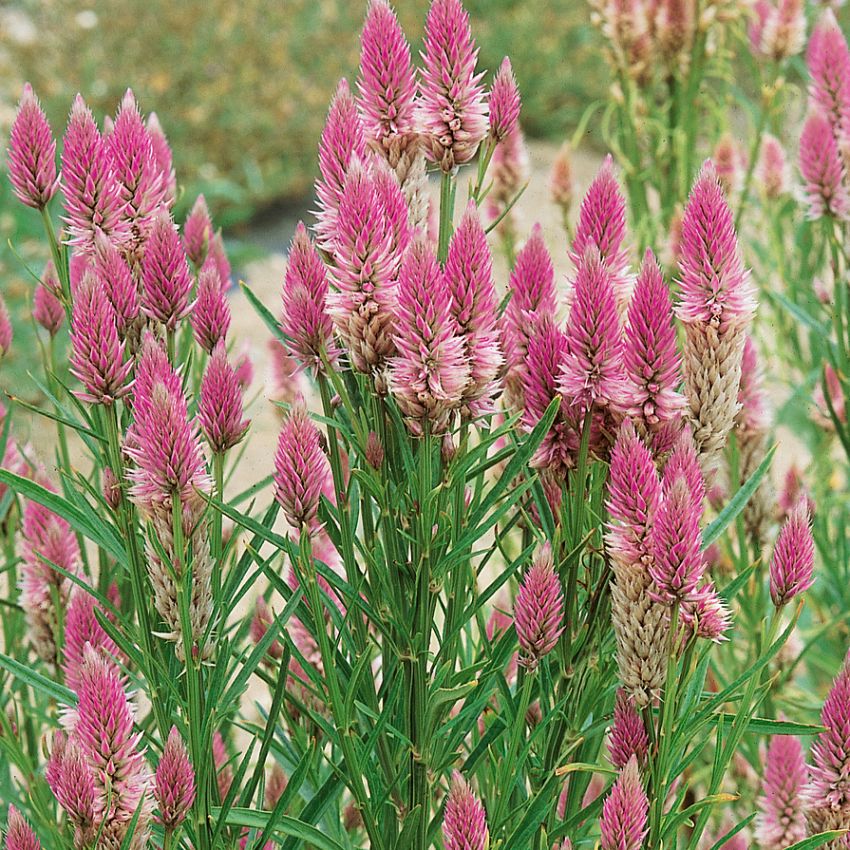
[61,94,130,253]
[357,0,417,143]
[769,502,815,607]
[444,201,503,416]
[274,396,331,531]
[155,727,196,831]
[7,83,59,210]
[4,806,41,850]
[199,341,250,454]
[0,296,11,358]
[599,756,649,850]
[63,589,120,692]
[389,238,470,432]
[799,111,850,221]
[514,543,565,669]
[609,689,649,769]
[315,79,368,249]
[33,280,64,337]
[183,194,213,267]
[756,734,808,850]
[69,272,133,405]
[623,250,686,427]
[663,426,706,507]
[418,0,488,171]
[757,133,790,199]
[46,735,98,844]
[146,112,176,204]
[92,233,139,335]
[680,581,731,642]
[807,10,850,139]
[371,158,413,259]
[443,771,489,850]
[140,208,194,329]
[489,57,521,141]
[192,266,231,354]
[559,247,628,413]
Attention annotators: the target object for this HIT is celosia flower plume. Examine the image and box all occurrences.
[146,112,176,203]
[609,689,649,769]
[199,341,251,453]
[140,208,194,329]
[4,806,41,850]
[155,727,195,831]
[92,233,140,335]
[806,10,850,140]
[514,543,565,669]
[756,734,808,850]
[33,279,64,337]
[7,83,59,210]
[799,111,850,221]
[63,589,120,691]
[489,57,521,141]
[769,503,815,607]
[443,771,489,850]
[599,756,649,850]
[757,133,790,199]
[192,265,231,354]
[183,194,213,267]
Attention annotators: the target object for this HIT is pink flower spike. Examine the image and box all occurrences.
[69,273,133,405]
[155,727,196,830]
[357,0,417,142]
[756,133,789,199]
[418,0,488,171]
[192,266,231,354]
[514,543,565,669]
[146,112,176,204]
[680,582,731,641]
[609,689,649,769]
[769,502,815,607]
[183,194,213,268]
[63,588,120,692]
[4,805,41,850]
[807,10,850,139]
[799,111,850,221]
[46,736,97,836]
[756,734,808,850]
[599,756,649,850]
[33,280,64,337]
[663,426,706,507]
[140,208,194,329]
[274,397,331,531]
[489,57,521,142]
[199,341,250,454]
[7,84,59,210]
[676,161,756,332]
[443,771,489,850]
[92,233,139,335]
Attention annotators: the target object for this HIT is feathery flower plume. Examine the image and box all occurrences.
[444,202,502,416]
[146,112,176,203]
[514,543,565,669]
[192,266,231,354]
[680,581,731,641]
[4,806,40,850]
[609,689,649,769]
[155,727,195,831]
[418,0,488,171]
[92,233,139,336]
[757,133,790,199]
[183,194,213,267]
[7,84,59,210]
[46,735,98,848]
[0,296,11,358]
[550,142,574,222]
[443,771,489,850]
[199,341,250,453]
[61,95,129,252]
[806,10,850,140]
[799,111,850,221]
[140,208,194,329]
[390,238,469,431]
[282,222,339,373]
[33,280,64,336]
[63,589,120,691]
[756,734,808,850]
[769,503,815,607]
[489,57,521,141]
[599,756,649,850]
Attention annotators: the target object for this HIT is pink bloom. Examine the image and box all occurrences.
[799,111,850,221]
[609,689,649,769]
[489,57,521,141]
[778,465,815,521]
[680,582,731,641]
[807,10,850,140]
[4,806,41,850]
[357,0,417,142]
[92,233,139,335]
[0,296,11,357]
[514,542,565,669]
[750,0,806,60]
[756,734,808,850]
[155,727,195,830]
[712,133,744,195]
[140,208,194,329]
[234,345,254,390]
[33,280,64,336]
[206,232,233,291]
[417,0,488,171]
[146,112,176,204]
[389,239,470,431]
[7,83,59,210]
[663,426,706,506]
[199,341,250,453]
[756,133,790,199]
[676,161,756,332]
[183,194,213,268]
[443,771,489,850]
[550,143,573,214]
[769,502,815,606]
[63,589,120,692]
[46,736,97,840]
[192,266,231,354]
[371,157,413,260]
[599,756,649,850]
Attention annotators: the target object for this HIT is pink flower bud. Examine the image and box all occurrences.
[199,341,250,453]
[514,542,565,669]
[7,84,59,210]
[799,111,850,221]
[146,111,176,204]
[33,280,64,336]
[92,233,139,335]
[680,581,731,642]
[489,57,521,141]
[155,726,196,830]
[63,588,120,691]
[140,208,194,329]
[756,734,808,850]
[609,689,649,769]
[599,756,648,850]
[443,771,488,850]
[4,805,41,850]
[183,194,213,267]
[769,503,815,607]
[191,266,231,354]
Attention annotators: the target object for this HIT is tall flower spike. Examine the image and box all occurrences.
[389,238,470,432]
[61,95,129,252]
[514,543,565,669]
[7,84,59,210]
[92,233,139,335]
[756,734,808,850]
[609,689,649,769]
[807,10,850,140]
[769,502,815,607]
[444,201,503,416]
[4,806,41,850]
[489,57,521,141]
[155,727,196,831]
[274,397,331,530]
[63,588,120,692]
[418,0,488,171]
[183,194,213,267]
[757,133,790,200]
[282,221,339,373]
[192,266,231,354]
[443,771,489,850]
[199,341,250,454]
[33,279,64,337]
[799,111,850,221]
[45,736,97,845]
[599,756,649,850]
[140,208,194,329]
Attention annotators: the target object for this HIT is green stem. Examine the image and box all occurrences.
[438,171,457,263]
[39,207,70,309]
[212,451,224,598]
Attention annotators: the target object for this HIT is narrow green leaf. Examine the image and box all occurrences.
[0,652,76,705]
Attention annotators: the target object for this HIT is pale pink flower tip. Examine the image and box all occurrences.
[33,277,64,337]
[418,0,488,171]
[514,542,565,668]
[63,589,120,692]
[8,83,59,210]
[489,57,522,141]
[140,208,194,329]
[183,194,213,267]
[769,502,815,607]
[155,726,196,830]
[609,689,649,769]
[274,397,331,530]
[146,112,177,203]
[199,341,250,454]
[443,771,489,850]
[676,161,756,332]
[357,0,417,142]
[192,266,231,354]
[806,9,850,138]
[755,734,808,850]
[599,756,649,850]
[756,133,789,199]
[799,111,850,221]
[4,805,40,850]
[681,581,731,642]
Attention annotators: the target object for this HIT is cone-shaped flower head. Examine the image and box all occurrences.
[609,689,649,769]
[807,10,850,139]
[514,543,565,669]
[418,0,488,171]
[599,756,649,850]
[183,194,213,267]
[146,112,176,203]
[46,733,98,842]
[199,341,250,453]
[274,397,331,530]
[357,0,417,142]
[681,581,731,642]
[489,57,521,141]
[69,272,133,404]
[550,142,574,214]
[444,201,502,415]
[155,727,195,830]
[757,133,790,199]
[282,222,338,373]
[799,111,850,221]
[63,589,120,692]
[624,250,685,427]
[206,231,232,291]
[389,238,470,431]
[33,277,64,337]
[664,426,706,506]
[443,771,489,850]
[769,502,815,607]
[140,208,194,329]
[92,233,139,335]
[755,734,808,850]
[4,806,41,850]
[0,296,11,358]
[191,266,231,354]
[7,84,59,210]
[751,0,806,61]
